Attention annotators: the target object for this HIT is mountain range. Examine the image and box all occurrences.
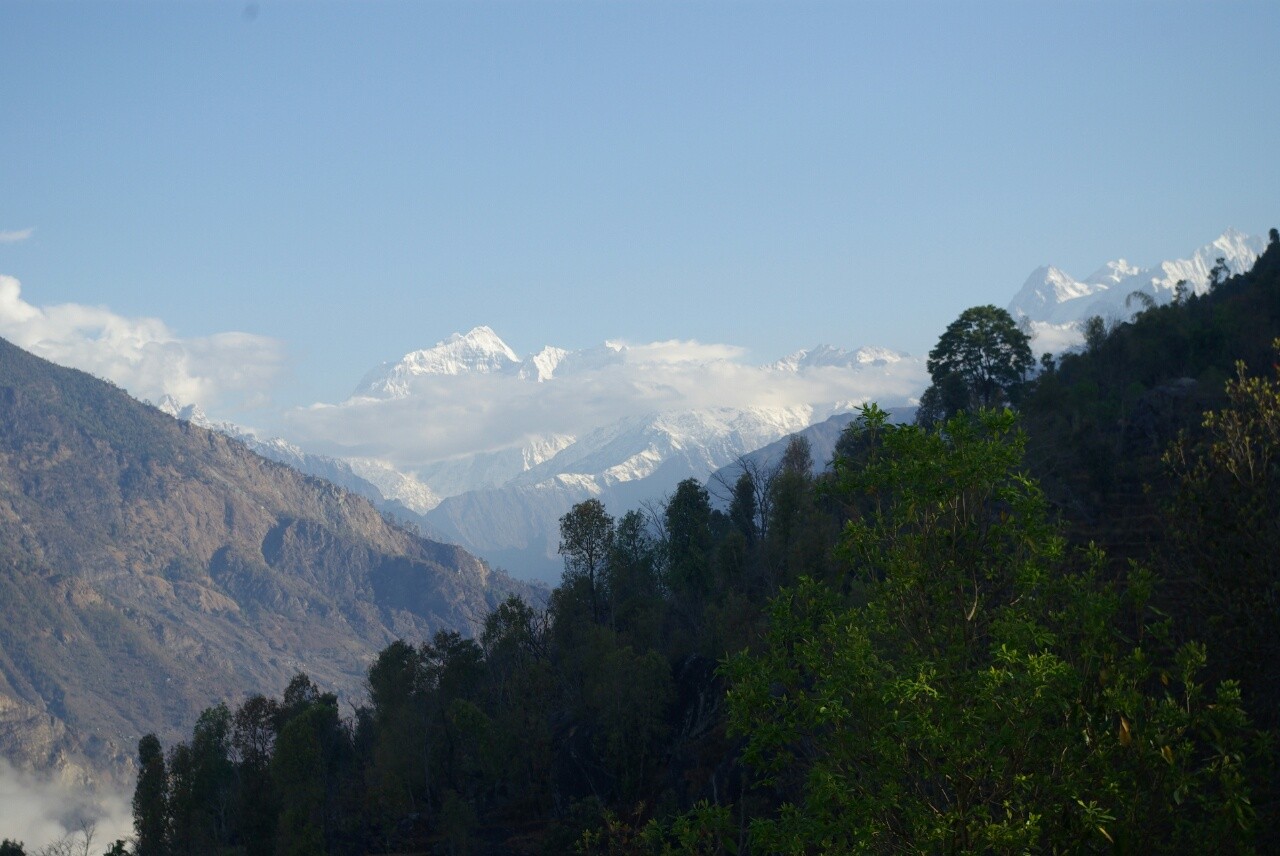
[1008,228,1265,354]
[179,228,1266,583]
[268,333,923,580]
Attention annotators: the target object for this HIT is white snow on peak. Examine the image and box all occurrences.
[353,325,522,398]
[519,346,569,382]
[510,405,826,490]
[772,344,905,372]
[412,433,578,498]
[851,345,906,365]
[1148,228,1262,297]
[152,394,239,433]
[342,459,442,513]
[1008,266,1106,319]
[1008,228,1267,352]
[1084,259,1141,287]
[154,393,207,423]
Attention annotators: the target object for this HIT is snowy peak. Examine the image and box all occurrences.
[511,405,824,488]
[519,346,569,382]
[152,393,239,433]
[1150,228,1264,297]
[354,326,521,397]
[1009,266,1105,319]
[1008,228,1267,352]
[1085,259,1141,287]
[154,393,207,424]
[399,325,519,374]
[772,344,905,372]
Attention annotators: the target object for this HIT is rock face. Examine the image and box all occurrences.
[0,336,535,789]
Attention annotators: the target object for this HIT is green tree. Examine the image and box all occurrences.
[269,675,349,856]
[1163,347,1280,728]
[1084,314,1109,351]
[765,435,822,585]
[581,638,673,803]
[605,510,664,646]
[165,705,235,856]
[191,703,234,849]
[232,694,281,856]
[133,733,168,856]
[727,471,758,548]
[722,406,1252,853]
[663,479,716,652]
[271,703,337,856]
[479,596,554,814]
[364,640,430,847]
[922,304,1033,421]
[559,499,615,624]
[664,478,714,601]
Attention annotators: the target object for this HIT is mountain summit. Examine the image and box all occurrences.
[353,326,523,397]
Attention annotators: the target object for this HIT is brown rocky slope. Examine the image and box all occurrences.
[0,336,537,789]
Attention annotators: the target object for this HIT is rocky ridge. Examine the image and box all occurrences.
[0,337,533,788]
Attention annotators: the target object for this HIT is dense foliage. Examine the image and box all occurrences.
[11,233,1279,855]
[918,305,1033,424]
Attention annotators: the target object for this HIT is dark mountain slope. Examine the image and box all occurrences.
[0,337,534,787]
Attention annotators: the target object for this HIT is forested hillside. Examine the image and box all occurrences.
[45,231,1280,855]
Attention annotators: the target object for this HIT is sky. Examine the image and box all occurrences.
[2,0,1279,431]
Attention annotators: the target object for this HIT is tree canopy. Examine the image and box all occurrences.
[921,304,1033,423]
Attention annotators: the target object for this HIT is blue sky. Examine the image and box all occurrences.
[2,0,1278,421]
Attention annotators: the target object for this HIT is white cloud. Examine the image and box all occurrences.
[283,341,928,469]
[616,339,748,364]
[1026,319,1085,356]
[0,274,285,415]
[0,760,132,851]
[0,227,34,244]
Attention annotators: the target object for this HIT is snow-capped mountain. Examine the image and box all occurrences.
[420,405,843,581]
[285,330,921,580]
[156,324,924,583]
[772,344,904,372]
[412,433,577,498]
[1009,228,1266,352]
[353,326,522,397]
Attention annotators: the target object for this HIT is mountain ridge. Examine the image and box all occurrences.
[0,336,533,789]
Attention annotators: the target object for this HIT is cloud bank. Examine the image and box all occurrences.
[0,275,925,480]
[0,275,285,415]
[284,341,928,468]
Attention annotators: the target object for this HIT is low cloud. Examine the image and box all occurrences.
[1026,319,1085,356]
[0,760,132,851]
[0,274,285,416]
[0,228,35,244]
[284,342,928,468]
[616,339,747,364]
